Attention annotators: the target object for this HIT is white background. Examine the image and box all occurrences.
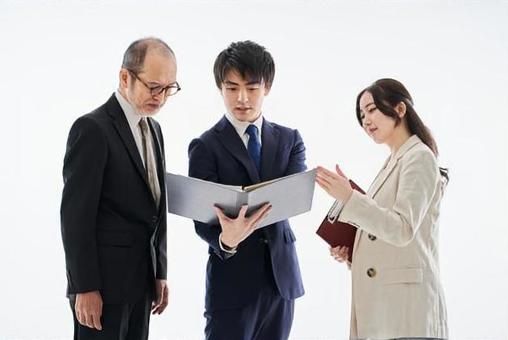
[1,1,507,339]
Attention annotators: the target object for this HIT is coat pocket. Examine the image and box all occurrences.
[381,267,423,284]
[284,228,297,244]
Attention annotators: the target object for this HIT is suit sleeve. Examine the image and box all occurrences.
[60,117,107,293]
[286,129,307,175]
[155,123,167,280]
[338,149,440,247]
[188,138,228,260]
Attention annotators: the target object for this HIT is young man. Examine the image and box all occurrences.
[188,41,306,340]
[60,37,180,339]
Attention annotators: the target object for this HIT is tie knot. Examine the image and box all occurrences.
[139,118,149,132]
[246,124,259,138]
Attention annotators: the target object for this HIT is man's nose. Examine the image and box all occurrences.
[152,90,165,102]
[236,88,249,104]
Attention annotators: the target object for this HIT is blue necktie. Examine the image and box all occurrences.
[246,124,261,172]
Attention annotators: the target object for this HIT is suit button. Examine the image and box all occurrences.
[367,268,377,278]
[152,216,158,222]
[259,237,269,244]
[368,234,377,241]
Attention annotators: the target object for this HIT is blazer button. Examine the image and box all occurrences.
[367,268,377,278]
[152,216,158,222]
[368,234,377,241]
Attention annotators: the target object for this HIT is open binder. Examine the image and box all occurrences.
[166,169,317,228]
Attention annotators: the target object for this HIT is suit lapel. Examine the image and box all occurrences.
[106,95,150,189]
[260,119,279,181]
[215,116,260,184]
[367,135,421,198]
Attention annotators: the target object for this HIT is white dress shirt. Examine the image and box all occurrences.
[115,90,157,169]
[224,111,263,148]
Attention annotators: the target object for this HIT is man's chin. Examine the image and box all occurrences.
[141,107,161,116]
[233,111,258,122]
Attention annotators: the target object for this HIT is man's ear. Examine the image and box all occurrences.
[264,84,271,96]
[396,101,407,118]
[119,68,130,90]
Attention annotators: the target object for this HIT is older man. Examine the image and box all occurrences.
[60,37,180,339]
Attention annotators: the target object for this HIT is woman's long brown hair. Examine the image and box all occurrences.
[355,78,449,183]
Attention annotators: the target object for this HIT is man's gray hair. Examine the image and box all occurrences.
[122,37,175,74]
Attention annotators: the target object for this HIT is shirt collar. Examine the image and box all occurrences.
[224,110,264,138]
[115,90,143,130]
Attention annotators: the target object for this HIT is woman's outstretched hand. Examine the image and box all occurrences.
[316,164,353,203]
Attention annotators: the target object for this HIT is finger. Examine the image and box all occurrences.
[317,166,340,180]
[316,173,333,186]
[335,164,348,179]
[91,313,102,331]
[337,248,344,257]
[315,177,332,192]
[153,289,168,315]
[249,204,272,227]
[214,206,229,224]
[75,310,83,326]
[152,299,161,312]
[151,292,163,311]
[83,312,94,329]
[158,288,169,314]
[252,207,272,230]
[156,286,163,305]
[238,205,249,218]
[248,203,270,222]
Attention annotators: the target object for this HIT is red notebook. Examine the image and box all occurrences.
[316,180,365,262]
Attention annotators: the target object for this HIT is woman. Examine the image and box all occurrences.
[316,78,448,340]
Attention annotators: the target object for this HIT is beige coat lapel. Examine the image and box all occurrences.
[367,135,421,199]
[351,135,422,261]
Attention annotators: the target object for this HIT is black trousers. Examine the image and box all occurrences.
[70,293,152,340]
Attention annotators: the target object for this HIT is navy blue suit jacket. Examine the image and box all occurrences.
[188,116,306,311]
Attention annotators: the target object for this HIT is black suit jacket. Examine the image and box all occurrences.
[60,94,167,304]
[188,116,306,311]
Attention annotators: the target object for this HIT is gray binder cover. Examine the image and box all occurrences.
[166,169,317,228]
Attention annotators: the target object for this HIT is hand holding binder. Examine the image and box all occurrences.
[316,180,365,262]
[215,203,272,249]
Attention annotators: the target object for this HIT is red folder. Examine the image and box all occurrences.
[316,180,365,262]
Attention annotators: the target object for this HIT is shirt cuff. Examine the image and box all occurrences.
[218,232,237,255]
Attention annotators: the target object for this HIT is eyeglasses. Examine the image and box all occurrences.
[128,70,181,97]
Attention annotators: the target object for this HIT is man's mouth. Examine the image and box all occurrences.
[235,107,251,111]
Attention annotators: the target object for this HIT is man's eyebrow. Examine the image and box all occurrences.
[224,80,239,86]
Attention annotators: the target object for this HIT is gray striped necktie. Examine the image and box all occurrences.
[139,118,161,208]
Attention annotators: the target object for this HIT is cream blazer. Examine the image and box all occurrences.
[338,135,448,339]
